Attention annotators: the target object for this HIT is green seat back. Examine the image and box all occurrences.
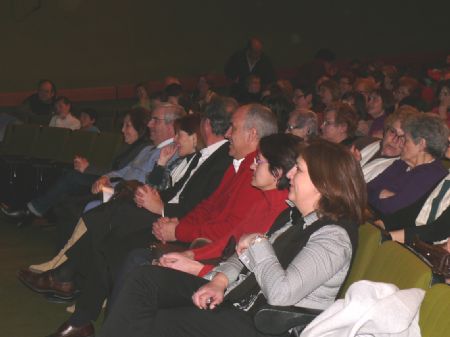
[87,131,122,171]
[419,284,450,337]
[30,126,70,161]
[362,241,432,290]
[338,223,382,297]
[0,124,40,157]
[57,130,96,164]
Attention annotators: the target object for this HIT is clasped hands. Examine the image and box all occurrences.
[152,217,178,243]
[134,185,164,215]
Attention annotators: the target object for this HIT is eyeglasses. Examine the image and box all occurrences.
[322,120,337,127]
[254,156,268,166]
[150,116,166,123]
[286,124,300,132]
[385,126,405,143]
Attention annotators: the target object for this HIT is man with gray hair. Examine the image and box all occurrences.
[285,109,318,140]
[153,103,279,244]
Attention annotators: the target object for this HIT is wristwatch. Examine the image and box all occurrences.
[251,234,268,246]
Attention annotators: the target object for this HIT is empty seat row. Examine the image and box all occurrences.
[0,124,124,171]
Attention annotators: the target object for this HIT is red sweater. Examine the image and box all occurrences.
[175,151,260,242]
[196,187,288,276]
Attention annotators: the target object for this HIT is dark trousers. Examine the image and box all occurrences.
[65,198,159,324]
[30,170,97,215]
[99,265,273,337]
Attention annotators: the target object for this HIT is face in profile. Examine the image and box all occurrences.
[225,108,250,160]
[55,100,70,117]
[381,120,405,157]
[175,130,196,157]
[122,115,139,144]
[286,158,320,215]
[250,152,277,191]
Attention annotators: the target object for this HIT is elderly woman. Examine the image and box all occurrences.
[320,102,359,146]
[389,137,450,244]
[100,139,367,337]
[285,109,318,141]
[368,113,448,221]
[358,106,418,182]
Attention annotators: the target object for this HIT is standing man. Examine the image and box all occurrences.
[225,37,276,97]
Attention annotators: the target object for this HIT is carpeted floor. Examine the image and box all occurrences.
[0,218,85,337]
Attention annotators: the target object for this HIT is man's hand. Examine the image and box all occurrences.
[134,185,163,215]
[91,176,111,194]
[152,218,179,243]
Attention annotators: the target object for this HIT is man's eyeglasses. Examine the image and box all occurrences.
[150,116,166,123]
[322,120,337,127]
[385,126,405,143]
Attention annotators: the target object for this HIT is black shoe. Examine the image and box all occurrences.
[0,204,31,219]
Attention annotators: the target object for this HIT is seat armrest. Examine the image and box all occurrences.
[253,305,323,335]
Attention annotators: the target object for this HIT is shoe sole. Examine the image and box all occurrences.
[17,274,76,300]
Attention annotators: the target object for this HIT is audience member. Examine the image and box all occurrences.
[292,84,314,111]
[15,79,56,122]
[433,79,450,127]
[321,102,358,146]
[261,93,294,131]
[49,96,81,130]
[368,113,448,219]
[286,109,318,140]
[318,80,340,110]
[225,37,276,97]
[132,82,151,110]
[79,108,100,132]
[191,75,218,113]
[236,74,262,104]
[100,139,366,337]
[366,88,395,138]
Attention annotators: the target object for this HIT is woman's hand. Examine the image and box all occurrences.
[159,252,204,275]
[134,185,163,214]
[91,176,111,194]
[236,233,265,255]
[157,143,178,167]
[192,273,228,310]
[73,156,89,173]
[379,189,396,199]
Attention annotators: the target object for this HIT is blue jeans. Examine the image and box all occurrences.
[29,170,98,216]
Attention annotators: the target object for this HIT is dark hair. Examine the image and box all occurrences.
[319,80,341,101]
[38,79,57,95]
[164,83,183,97]
[261,94,295,132]
[301,139,367,223]
[174,114,204,151]
[126,107,151,138]
[80,108,98,122]
[293,83,314,97]
[325,102,359,136]
[202,96,233,135]
[259,133,303,190]
[54,96,71,106]
[371,88,395,115]
[341,91,368,120]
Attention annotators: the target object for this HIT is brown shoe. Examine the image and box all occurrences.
[46,321,95,337]
[17,269,76,300]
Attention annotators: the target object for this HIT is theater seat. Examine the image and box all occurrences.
[419,284,450,337]
[254,229,433,336]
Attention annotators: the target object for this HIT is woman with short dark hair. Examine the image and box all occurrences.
[100,139,367,337]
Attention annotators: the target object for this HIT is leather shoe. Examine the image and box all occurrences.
[0,204,31,219]
[18,269,76,300]
[46,321,95,337]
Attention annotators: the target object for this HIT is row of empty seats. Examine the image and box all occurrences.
[0,124,124,171]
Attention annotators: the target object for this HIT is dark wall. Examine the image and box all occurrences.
[0,0,448,91]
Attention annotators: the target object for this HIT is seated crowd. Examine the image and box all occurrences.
[0,41,449,337]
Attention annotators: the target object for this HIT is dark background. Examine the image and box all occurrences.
[0,0,449,91]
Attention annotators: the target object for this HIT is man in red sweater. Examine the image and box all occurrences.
[152,103,279,246]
